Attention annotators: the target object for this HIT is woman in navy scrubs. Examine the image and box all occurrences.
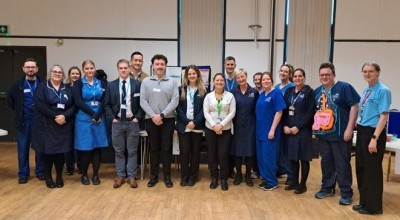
[282,68,314,194]
[32,65,75,188]
[230,69,258,187]
[256,72,286,191]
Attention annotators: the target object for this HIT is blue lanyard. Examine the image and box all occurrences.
[225,78,235,91]
[290,90,302,106]
[187,87,197,105]
[25,79,37,97]
[47,80,64,104]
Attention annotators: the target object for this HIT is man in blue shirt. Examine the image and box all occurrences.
[313,63,360,206]
[7,58,44,184]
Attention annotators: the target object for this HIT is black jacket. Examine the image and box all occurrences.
[104,78,144,123]
[175,86,206,133]
[7,75,41,129]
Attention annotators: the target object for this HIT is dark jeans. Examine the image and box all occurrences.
[145,118,175,177]
[16,120,44,178]
[178,131,202,180]
[356,125,386,213]
[205,128,232,180]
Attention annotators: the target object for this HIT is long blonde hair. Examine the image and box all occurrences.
[180,64,206,100]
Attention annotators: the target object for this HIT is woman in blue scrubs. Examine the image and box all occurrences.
[256,72,286,191]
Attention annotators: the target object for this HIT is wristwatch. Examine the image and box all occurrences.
[160,113,165,119]
[371,134,378,140]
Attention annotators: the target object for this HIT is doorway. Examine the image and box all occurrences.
[0,46,47,141]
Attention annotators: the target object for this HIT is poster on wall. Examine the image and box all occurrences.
[182,66,211,92]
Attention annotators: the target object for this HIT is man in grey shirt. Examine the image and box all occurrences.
[140,54,179,188]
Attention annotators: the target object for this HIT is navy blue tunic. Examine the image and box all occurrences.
[282,85,314,161]
[230,85,259,156]
[32,80,75,154]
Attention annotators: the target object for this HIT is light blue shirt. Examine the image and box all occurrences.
[358,81,391,127]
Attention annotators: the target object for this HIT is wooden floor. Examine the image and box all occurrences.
[0,142,399,220]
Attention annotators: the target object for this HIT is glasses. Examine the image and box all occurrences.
[319,74,333,78]
[51,71,63,75]
[24,66,37,69]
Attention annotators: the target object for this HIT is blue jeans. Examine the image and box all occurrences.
[16,120,44,178]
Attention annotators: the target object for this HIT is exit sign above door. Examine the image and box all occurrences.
[0,25,9,35]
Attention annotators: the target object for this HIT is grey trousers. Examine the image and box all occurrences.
[112,120,140,178]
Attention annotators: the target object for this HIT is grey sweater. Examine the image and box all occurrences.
[140,74,179,119]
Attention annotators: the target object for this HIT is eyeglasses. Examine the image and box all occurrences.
[319,74,333,78]
[24,66,37,69]
[51,71,63,74]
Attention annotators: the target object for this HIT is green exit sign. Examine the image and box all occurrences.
[0,25,9,34]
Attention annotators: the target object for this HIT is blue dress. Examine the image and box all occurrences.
[231,85,259,157]
[74,77,108,150]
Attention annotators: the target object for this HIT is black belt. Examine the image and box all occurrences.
[115,115,135,121]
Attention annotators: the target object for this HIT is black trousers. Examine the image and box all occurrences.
[205,128,232,180]
[145,118,175,177]
[178,131,202,180]
[355,125,386,213]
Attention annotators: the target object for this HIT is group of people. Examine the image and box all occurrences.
[7,53,391,216]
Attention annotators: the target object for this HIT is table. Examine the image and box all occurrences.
[353,134,400,181]
[139,130,149,181]
[0,129,8,136]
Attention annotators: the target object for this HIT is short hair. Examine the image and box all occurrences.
[261,71,274,85]
[225,56,236,62]
[361,62,381,72]
[117,59,130,67]
[236,68,247,76]
[49,64,65,80]
[82,60,95,69]
[151,54,168,65]
[130,51,143,60]
[23,58,38,66]
[95,69,107,81]
[319,62,335,74]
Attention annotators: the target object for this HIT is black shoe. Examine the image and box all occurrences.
[210,178,218,189]
[147,176,158,187]
[358,208,383,215]
[81,175,90,185]
[164,176,173,188]
[37,174,46,181]
[92,176,100,185]
[285,184,299,191]
[233,174,243,185]
[245,175,253,187]
[221,179,228,191]
[294,185,307,194]
[187,177,196,186]
[45,177,56,189]
[352,204,364,212]
[18,177,28,184]
[180,179,188,187]
[228,172,236,179]
[56,178,64,188]
[285,178,295,186]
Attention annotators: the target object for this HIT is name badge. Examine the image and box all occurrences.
[134,93,140,97]
[24,89,31,93]
[289,110,294,116]
[121,104,127,109]
[57,103,65,109]
[153,88,161,92]
[356,116,361,124]
[216,117,222,124]
[91,101,99,106]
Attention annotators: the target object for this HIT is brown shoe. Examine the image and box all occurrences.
[113,177,125,188]
[128,178,138,188]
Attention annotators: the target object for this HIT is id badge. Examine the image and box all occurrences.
[216,117,222,124]
[24,89,31,93]
[91,101,99,106]
[356,116,361,124]
[289,110,294,116]
[121,104,127,109]
[57,103,65,109]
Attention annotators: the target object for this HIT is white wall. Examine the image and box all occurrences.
[334,0,400,108]
[0,0,178,80]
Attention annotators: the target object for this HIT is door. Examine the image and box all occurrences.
[0,46,47,141]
